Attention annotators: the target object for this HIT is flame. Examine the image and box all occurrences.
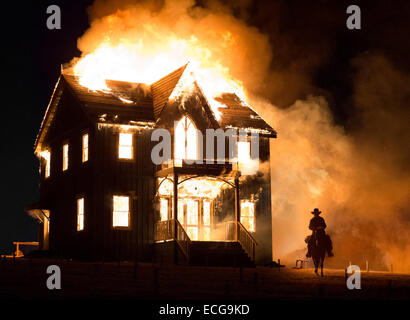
[72,33,247,120]
[158,176,230,199]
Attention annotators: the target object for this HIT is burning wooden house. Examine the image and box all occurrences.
[26,65,277,266]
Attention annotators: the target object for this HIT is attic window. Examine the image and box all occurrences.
[82,133,89,162]
[118,133,133,159]
[240,200,255,232]
[62,143,69,171]
[113,195,130,228]
[77,197,84,231]
[174,116,198,162]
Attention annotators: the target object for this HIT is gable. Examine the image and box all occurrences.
[43,87,90,145]
[151,64,187,119]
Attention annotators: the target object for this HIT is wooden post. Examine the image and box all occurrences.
[390,264,393,273]
[234,176,240,241]
[173,174,179,264]
[366,260,369,273]
[278,258,281,272]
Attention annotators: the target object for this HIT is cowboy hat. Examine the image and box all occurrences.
[311,208,322,214]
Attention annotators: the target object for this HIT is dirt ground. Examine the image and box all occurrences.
[0,257,409,301]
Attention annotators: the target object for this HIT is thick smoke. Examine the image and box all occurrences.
[74,0,410,272]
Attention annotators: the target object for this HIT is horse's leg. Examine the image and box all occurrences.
[313,256,319,275]
[320,254,325,277]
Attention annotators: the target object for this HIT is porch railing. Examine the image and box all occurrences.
[226,221,257,262]
[154,219,191,261]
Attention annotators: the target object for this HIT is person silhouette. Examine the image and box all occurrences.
[306,208,334,258]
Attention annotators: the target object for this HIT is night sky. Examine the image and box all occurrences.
[1,0,409,253]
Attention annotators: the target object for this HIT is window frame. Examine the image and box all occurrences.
[43,149,51,179]
[240,200,256,233]
[76,196,85,232]
[82,132,89,163]
[112,194,132,230]
[62,141,69,171]
[117,132,134,160]
[174,115,199,162]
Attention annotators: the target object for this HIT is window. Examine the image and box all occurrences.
[160,198,169,221]
[238,139,258,174]
[118,133,133,159]
[240,201,255,232]
[113,195,130,228]
[77,198,84,231]
[202,200,211,241]
[42,150,51,178]
[62,143,69,171]
[82,133,89,162]
[238,141,250,163]
[174,116,198,161]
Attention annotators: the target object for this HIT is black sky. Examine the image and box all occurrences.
[1,0,409,253]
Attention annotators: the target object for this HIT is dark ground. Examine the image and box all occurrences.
[1,258,409,301]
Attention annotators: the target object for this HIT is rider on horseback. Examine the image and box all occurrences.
[306,208,334,258]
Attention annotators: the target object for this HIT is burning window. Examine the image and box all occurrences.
[77,197,84,231]
[186,199,199,240]
[174,116,198,162]
[62,143,69,171]
[238,141,250,163]
[82,133,89,162]
[118,133,133,159]
[42,150,51,178]
[160,198,169,221]
[240,201,255,232]
[202,200,211,241]
[113,195,130,228]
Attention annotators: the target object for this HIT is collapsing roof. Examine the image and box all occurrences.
[34,65,276,153]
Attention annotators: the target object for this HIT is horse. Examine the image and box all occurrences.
[308,230,330,277]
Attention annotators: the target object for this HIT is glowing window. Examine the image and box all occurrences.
[240,201,255,232]
[113,195,130,228]
[118,133,133,159]
[202,200,211,241]
[82,133,89,162]
[238,141,250,163]
[62,143,69,171]
[42,150,51,178]
[77,198,84,231]
[160,198,168,221]
[174,116,198,161]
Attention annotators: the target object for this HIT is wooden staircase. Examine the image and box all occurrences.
[189,241,255,267]
[154,220,256,267]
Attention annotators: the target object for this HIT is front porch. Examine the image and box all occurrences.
[154,219,256,267]
[154,164,257,266]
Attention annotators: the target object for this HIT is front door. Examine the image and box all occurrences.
[177,198,212,241]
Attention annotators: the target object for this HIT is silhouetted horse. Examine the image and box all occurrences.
[307,231,329,276]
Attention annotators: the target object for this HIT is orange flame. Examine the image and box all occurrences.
[73,37,246,119]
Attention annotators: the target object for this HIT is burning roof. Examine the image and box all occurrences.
[34,65,276,153]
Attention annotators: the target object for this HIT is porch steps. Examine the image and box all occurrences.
[189,241,255,267]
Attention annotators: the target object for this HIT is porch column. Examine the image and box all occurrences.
[173,173,179,263]
[234,176,240,241]
[173,174,179,222]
